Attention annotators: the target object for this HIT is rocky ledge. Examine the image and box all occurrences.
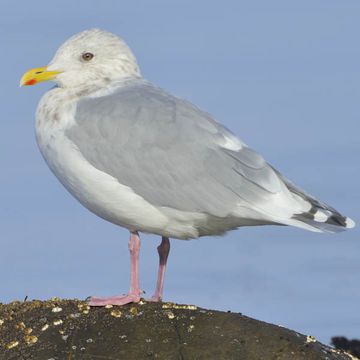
[0,299,357,360]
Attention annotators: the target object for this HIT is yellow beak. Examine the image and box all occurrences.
[20,66,61,86]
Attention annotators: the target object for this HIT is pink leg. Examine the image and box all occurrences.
[88,231,142,306]
[149,237,170,302]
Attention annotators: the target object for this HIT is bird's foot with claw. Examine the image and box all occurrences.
[146,294,162,302]
[88,293,141,306]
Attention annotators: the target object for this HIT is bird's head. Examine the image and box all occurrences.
[20,29,141,89]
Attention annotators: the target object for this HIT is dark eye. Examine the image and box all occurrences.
[81,52,94,61]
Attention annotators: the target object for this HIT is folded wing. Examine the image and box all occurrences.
[66,79,354,233]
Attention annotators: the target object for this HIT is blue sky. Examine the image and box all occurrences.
[0,0,359,344]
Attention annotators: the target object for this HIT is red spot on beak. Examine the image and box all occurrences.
[25,79,37,86]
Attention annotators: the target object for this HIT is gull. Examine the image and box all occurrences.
[20,29,355,306]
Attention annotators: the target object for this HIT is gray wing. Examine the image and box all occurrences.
[67,79,351,231]
[67,79,281,219]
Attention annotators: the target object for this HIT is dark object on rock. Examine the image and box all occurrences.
[332,336,360,358]
[0,299,355,360]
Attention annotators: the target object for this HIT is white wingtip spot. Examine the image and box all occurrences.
[313,210,329,223]
[345,217,356,228]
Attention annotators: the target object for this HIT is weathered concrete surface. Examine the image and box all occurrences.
[0,299,356,360]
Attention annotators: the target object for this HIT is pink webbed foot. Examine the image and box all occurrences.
[88,293,141,306]
[88,231,142,307]
[147,294,162,302]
